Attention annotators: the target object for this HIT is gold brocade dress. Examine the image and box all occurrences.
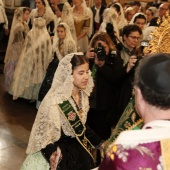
[73,12,90,52]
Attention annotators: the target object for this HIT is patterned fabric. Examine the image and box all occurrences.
[104,97,143,153]
[73,14,91,52]
[53,22,77,61]
[99,121,170,170]
[27,0,55,32]
[4,7,29,91]
[26,53,94,154]
[22,137,95,170]
[99,8,119,38]
[115,3,128,31]
[61,2,77,42]
[10,17,52,100]
[100,141,162,170]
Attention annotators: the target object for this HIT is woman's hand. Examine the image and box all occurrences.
[126,55,137,73]
[85,48,95,60]
[50,151,58,170]
[50,149,62,170]
[99,142,105,160]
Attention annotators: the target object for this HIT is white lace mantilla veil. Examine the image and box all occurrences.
[61,2,77,42]
[53,22,77,61]
[99,8,119,38]
[72,0,93,37]
[11,17,52,100]
[26,52,94,154]
[129,12,147,25]
[4,7,29,65]
[148,7,158,18]
[115,3,128,30]
[27,0,55,31]
[80,0,93,38]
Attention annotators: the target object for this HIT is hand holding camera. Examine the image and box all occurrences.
[90,42,107,67]
[85,48,96,60]
[91,42,107,61]
[126,55,138,73]
[86,42,107,67]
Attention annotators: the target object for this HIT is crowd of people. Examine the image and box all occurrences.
[1,0,170,169]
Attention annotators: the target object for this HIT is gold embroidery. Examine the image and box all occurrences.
[144,12,170,55]
[160,138,170,170]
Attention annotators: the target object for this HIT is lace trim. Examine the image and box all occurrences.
[26,53,93,154]
[53,22,77,61]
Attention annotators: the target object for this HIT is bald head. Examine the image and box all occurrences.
[158,2,170,17]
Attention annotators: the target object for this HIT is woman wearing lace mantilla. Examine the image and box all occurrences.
[27,0,55,37]
[10,17,52,100]
[21,53,103,170]
[72,0,92,52]
[37,22,77,108]
[53,22,77,61]
[99,7,119,38]
[112,3,128,35]
[4,7,30,92]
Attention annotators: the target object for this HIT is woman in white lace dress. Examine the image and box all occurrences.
[27,0,55,37]
[129,12,147,32]
[10,17,52,100]
[21,53,103,170]
[99,7,119,38]
[61,2,77,42]
[37,22,77,107]
[72,0,92,52]
[112,3,128,35]
[4,7,30,92]
[53,22,77,61]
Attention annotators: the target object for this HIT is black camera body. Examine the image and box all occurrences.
[91,42,107,61]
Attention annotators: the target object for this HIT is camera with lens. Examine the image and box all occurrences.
[91,42,107,61]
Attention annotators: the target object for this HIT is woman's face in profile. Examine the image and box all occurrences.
[73,63,89,90]
[23,10,30,22]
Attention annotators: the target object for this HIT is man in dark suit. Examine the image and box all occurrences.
[149,2,170,26]
[91,0,106,36]
[147,0,162,8]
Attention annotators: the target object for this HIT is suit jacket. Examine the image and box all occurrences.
[91,5,106,33]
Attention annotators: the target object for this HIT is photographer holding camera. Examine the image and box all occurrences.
[85,32,138,165]
[115,24,143,121]
[85,32,137,141]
